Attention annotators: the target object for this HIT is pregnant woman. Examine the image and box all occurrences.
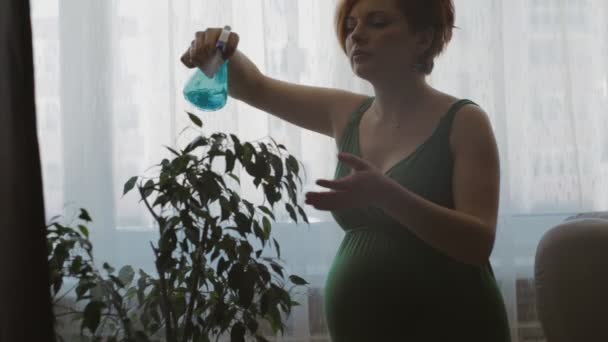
[181,0,511,340]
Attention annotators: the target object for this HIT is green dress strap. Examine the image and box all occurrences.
[337,96,374,153]
[437,99,478,140]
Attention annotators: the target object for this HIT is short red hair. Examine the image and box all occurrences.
[335,0,455,74]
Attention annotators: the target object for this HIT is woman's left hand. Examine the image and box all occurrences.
[305,152,388,211]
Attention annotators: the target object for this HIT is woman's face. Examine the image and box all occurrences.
[344,0,427,80]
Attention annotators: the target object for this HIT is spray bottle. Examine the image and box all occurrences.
[183,25,231,111]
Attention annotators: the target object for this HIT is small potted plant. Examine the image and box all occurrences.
[49,112,310,342]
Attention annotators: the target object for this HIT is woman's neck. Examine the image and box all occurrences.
[370,73,434,123]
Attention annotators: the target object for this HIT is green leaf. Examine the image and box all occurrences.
[90,283,105,300]
[142,179,155,199]
[134,331,151,342]
[269,305,283,334]
[251,155,270,179]
[187,112,203,127]
[78,208,92,222]
[172,294,187,318]
[185,226,199,244]
[262,184,281,206]
[286,155,299,174]
[220,237,237,259]
[123,176,138,196]
[242,142,255,164]
[110,275,125,288]
[257,205,275,221]
[228,263,244,291]
[234,212,252,236]
[102,262,115,274]
[225,149,236,173]
[227,173,240,184]
[289,275,309,286]
[273,238,281,259]
[184,135,208,153]
[47,214,62,224]
[217,257,229,276]
[200,173,223,201]
[238,242,253,263]
[260,292,270,316]
[253,221,265,243]
[118,265,135,287]
[153,194,169,207]
[137,278,149,304]
[268,154,283,181]
[285,203,297,223]
[125,286,137,299]
[75,280,96,300]
[164,145,181,157]
[77,224,89,238]
[242,200,255,215]
[297,204,309,224]
[270,262,283,277]
[230,322,246,342]
[238,268,256,308]
[259,142,269,154]
[82,301,105,333]
[219,196,232,221]
[262,216,272,239]
[69,255,83,274]
[230,133,241,147]
[258,264,271,284]
[246,318,259,334]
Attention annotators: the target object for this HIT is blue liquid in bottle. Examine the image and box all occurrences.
[183,60,229,112]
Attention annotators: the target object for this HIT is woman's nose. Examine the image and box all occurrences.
[350,25,367,44]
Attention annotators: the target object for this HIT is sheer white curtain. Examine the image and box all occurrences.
[32,0,608,341]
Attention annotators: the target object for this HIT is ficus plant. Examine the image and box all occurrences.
[48,112,310,342]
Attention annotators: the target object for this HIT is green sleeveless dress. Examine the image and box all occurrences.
[324,97,511,341]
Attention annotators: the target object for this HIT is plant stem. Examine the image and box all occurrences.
[139,185,163,225]
[151,242,176,342]
[54,310,83,317]
[106,284,134,339]
[53,283,78,305]
[182,210,211,342]
[54,310,120,318]
[140,186,177,342]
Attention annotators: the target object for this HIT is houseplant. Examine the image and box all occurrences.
[48,113,310,342]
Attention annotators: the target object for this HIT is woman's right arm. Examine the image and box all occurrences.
[182,28,367,140]
[230,50,367,140]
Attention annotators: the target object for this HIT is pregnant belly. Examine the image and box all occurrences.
[321,229,511,341]
[322,229,428,340]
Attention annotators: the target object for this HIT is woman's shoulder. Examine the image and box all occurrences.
[430,90,495,151]
[331,91,372,117]
[448,98,496,156]
[330,91,372,142]
[431,91,486,125]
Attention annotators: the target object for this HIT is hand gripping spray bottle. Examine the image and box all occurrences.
[183,25,232,111]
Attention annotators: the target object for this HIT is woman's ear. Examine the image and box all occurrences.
[416,27,435,55]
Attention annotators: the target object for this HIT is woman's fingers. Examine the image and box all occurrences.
[180,40,196,68]
[180,28,240,68]
[221,31,239,59]
[338,152,371,171]
[316,178,352,191]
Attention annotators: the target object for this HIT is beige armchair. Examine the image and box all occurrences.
[534,215,608,342]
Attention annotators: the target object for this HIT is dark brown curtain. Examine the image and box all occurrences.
[0,0,55,340]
